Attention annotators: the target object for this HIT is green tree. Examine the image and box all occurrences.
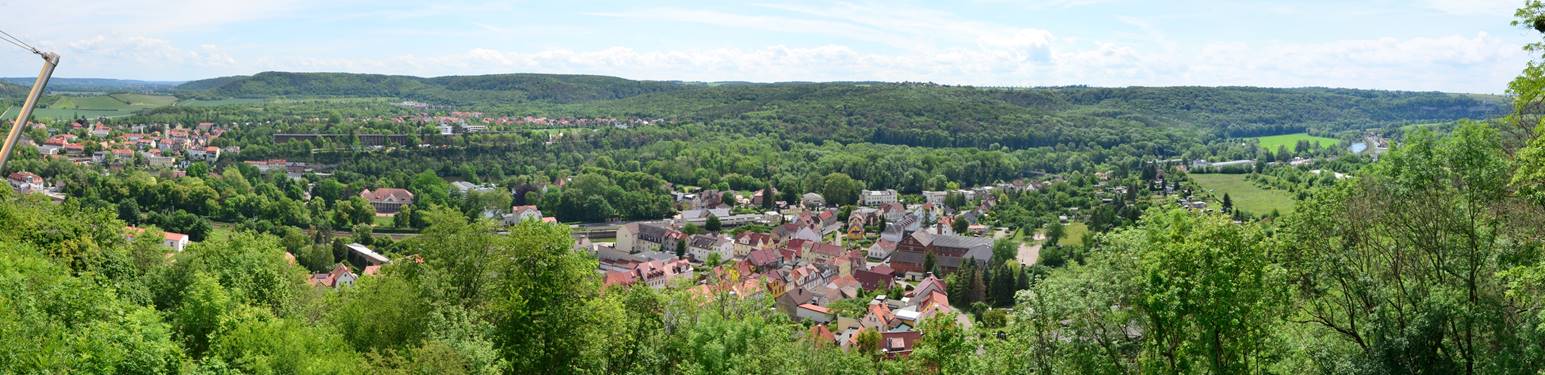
[174,272,232,358]
[487,221,617,373]
[821,172,863,206]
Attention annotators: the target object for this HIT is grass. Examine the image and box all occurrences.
[3,107,135,121]
[5,93,182,121]
[372,215,395,227]
[1058,222,1088,247]
[51,95,130,110]
[179,98,266,107]
[1250,133,1339,151]
[1189,173,1298,215]
[111,93,178,107]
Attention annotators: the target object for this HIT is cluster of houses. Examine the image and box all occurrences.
[296,243,390,289]
[585,184,1018,358]
[386,111,661,133]
[27,120,232,171]
[242,159,331,179]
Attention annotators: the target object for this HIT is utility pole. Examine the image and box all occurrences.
[0,46,58,171]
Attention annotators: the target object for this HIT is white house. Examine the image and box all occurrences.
[687,235,735,263]
[922,191,947,206]
[860,189,898,207]
[868,239,898,260]
[125,226,191,252]
[502,205,550,225]
[8,172,45,194]
[796,303,834,323]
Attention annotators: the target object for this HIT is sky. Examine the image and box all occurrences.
[0,0,1534,93]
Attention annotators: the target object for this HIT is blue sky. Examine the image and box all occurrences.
[0,0,1533,92]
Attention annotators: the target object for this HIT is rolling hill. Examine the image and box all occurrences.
[170,72,1510,148]
[0,77,182,93]
[176,71,689,104]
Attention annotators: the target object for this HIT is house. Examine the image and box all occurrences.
[307,263,359,288]
[922,191,948,206]
[751,187,779,206]
[860,189,898,207]
[776,287,818,316]
[910,274,947,299]
[748,248,784,271]
[881,331,923,358]
[774,223,822,244]
[90,123,111,137]
[733,232,773,257]
[854,265,895,291]
[503,205,549,224]
[867,239,898,260]
[125,226,191,252]
[8,171,45,194]
[359,188,414,214]
[187,146,220,161]
[146,155,175,168]
[678,207,731,226]
[796,303,834,323]
[808,324,838,346]
[807,242,845,263]
[617,222,679,253]
[451,181,496,194]
[801,192,826,208]
[344,243,389,269]
[889,232,994,276]
[602,258,692,289]
[687,235,734,262]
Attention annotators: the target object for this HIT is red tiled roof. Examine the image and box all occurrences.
[360,188,414,202]
[799,303,831,314]
[810,242,844,257]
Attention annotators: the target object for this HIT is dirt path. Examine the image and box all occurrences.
[1016,241,1041,266]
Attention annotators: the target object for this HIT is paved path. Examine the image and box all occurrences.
[1016,241,1041,266]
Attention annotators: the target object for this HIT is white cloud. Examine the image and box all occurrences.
[226,31,1518,93]
[2,0,301,40]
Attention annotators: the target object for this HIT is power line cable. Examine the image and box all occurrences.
[0,28,39,54]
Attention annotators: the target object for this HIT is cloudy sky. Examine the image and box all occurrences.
[0,0,1534,92]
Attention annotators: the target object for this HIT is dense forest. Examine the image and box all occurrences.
[173,72,1508,147]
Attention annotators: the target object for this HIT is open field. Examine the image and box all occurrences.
[1250,133,1340,151]
[179,98,266,107]
[1058,222,1088,247]
[112,93,179,107]
[3,107,136,121]
[5,93,182,120]
[1189,173,1297,215]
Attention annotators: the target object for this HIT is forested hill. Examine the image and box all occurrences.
[175,72,690,103]
[0,77,182,93]
[172,72,1508,146]
[0,80,27,98]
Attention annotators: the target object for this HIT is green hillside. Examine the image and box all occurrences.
[176,71,689,104]
[170,72,1509,150]
[1250,133,1341,150]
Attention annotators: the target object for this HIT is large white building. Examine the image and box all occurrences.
[860,189,898,207]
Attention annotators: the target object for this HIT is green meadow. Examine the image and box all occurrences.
[1250,133,1340,151]
[1189,173,1297,215]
